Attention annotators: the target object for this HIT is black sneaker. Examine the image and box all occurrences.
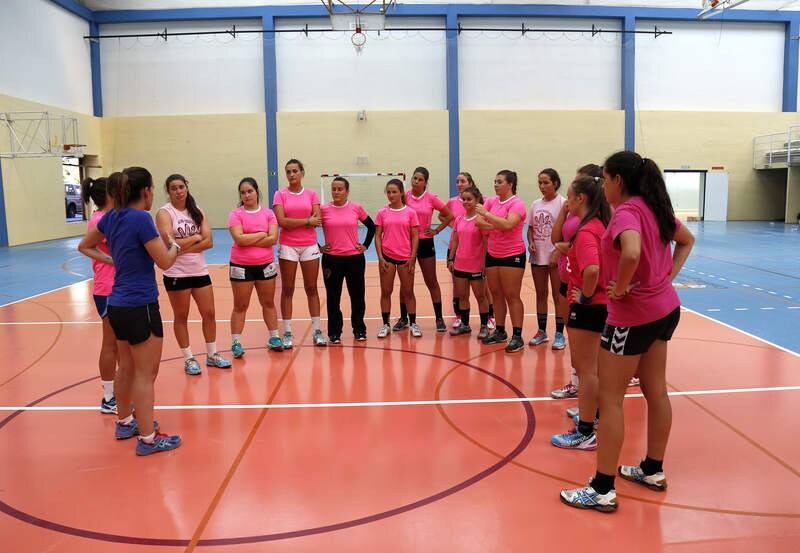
[354,331,367,342]
[329,335,342,344]
[392,318,409,332]
[435,318,447,332]
[482,330,508,344]
[505,335,524,353]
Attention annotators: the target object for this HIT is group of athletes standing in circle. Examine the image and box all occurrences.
[78,151,694,514]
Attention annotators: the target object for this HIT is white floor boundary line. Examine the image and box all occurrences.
[2,385,799,412]
[0,278,91,309]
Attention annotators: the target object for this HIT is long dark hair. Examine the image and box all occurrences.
[81,177,110,210]
[109,167,152,211]
[165,174,203,226]
[539,168,562,190]
[461,185,483,205]
[386,178,406,205]
[604,151,676,244]
[571,175,611,237]
[413,166,430,189]
[238,177,261,207]
[577,163,603,179]
[496,170,518,194]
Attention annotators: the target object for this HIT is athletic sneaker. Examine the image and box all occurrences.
[560,485,618,512]
[267,336,284,351]
[452,316,462,329]
[565,406,580,418]
[313,329,327,347]
[231,339,245,358]
[619,465,668,492]
[329,335,342,344]
[282,332,294,349]
[377,324,391,338]
[135,431,182,456]
[628,377,640,387]
[487,316,496,330]
[100,396,118,415]
[550,382,578,400]
[410,323,423,338]
[354,331,367,342]
[552,331,567,350]
[115,418,159,440]
[477,325,489,340]
[392,318,409,332]
[528,330,549,346]
[551,428,598,450]
[206,353,232,369]
[505,335,525,353]
[450,325,472,336]
[184,357,202,376]
[482,329,508,345]
[435,318,447,332]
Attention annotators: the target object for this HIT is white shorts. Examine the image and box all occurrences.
[278,244,320,263]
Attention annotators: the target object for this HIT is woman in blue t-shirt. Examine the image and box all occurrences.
[79,167,182,456]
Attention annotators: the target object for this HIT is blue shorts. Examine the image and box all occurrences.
[93,295,109,318]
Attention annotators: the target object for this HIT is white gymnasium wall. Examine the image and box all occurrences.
[458,18,622,110]
[275,17,447,111]
[636,21,784,112]
[100,20,265,116]
[0,0,93,114]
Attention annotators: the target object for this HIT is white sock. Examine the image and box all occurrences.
[232,334,242,342]
[283,320,292,334]
[101,380,114,401]
[180,347,193,360]
[206,342,217,356]
[270,329,279,338]
[570,368,580,387]
[118,414,134,425]
[138,431,155,443]
[311,316,321,332]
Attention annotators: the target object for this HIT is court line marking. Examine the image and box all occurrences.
[0,278,91,309]
[2,385,799,412]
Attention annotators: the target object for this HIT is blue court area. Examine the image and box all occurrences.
[2,222,798,352]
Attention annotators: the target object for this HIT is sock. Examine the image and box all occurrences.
[270,329,279,338]
[479,312,489,325]
[537,313,547,332]
[496,325,506,334]
[206,342,217,356]
[640,456,664,475]
[138,431,155,444]
[180,347,193,360]
[311,316,321,332]
[570,367,580,387]
[118,414,134,425]
[461,308,471,327]
[232,333,242,343]
[595,408,600,420]
[433,301,443,320]
[101,380,114,402]
[578,420,594,437]
[488,304,495,318]
[555,316,565,334]
[409,313,417,324]
[453,298,460,317]
[400,303,408,321]
[283,319,292,334]
[382,312,390,324]
[590,471,615,495]
[512,326,522,337]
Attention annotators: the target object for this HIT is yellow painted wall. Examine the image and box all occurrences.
[637,111,800,221]
[0,93,102,246]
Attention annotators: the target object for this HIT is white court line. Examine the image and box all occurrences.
[0,279,91,309]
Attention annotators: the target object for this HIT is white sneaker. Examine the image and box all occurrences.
[377,324,391,339]
[487,316,496,330]
[550,382,578,399]
[618,465,667,491]
[410,323,423,337]
[628,377,640,387]
[560,485,617,512]
[565,406,580,418]
[452,316,462,329]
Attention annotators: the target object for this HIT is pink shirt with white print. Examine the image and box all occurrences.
[527,195,566,266]
[159,202,209,278]
[273,187,320,247]
[375,205,419,261]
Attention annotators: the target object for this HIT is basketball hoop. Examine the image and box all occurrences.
[325,0,393,52]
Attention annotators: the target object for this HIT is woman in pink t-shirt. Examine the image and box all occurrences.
[446,185,490,340]
[474,170,527,353]
[375,179,421,338]
[227,177,282,358]
[156,174,231,375]
[77,177,118,415]
[395,167,453,333]
[320,177,376,343]
[561,151,694,513]
[273,159,325,348]
[527,168,567,350]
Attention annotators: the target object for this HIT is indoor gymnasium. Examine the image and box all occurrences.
[1,0,799,551]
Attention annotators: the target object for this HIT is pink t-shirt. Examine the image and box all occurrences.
[453,214,487,274]
[273,187,320,247]
[375,205,419,261]
[527,195,566,266]
[446,196,466,227]
[558,214,581,281]
[601,196,680,327]
[321,201,369,256]
[484,195,527,259]
[406,190,445,234]
[159,203,208,278]
[228,206,278,266]
[88,210,115,296]
[567,218,607,306]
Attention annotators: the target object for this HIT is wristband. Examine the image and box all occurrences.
[579,292,593,305]
[169,241,181,253]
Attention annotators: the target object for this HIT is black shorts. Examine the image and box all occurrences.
[417,238,436,260]
[485,252,526,269]
[453,269,484,281]
[384,255,408,265]
[163,274,212,291]
[108,303,164,345]
[601,307,681,356]
[568,303,608,333]
[559,282,568,298]
[229,262,278,281]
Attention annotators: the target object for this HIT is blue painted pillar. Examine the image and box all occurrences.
[446,10,460,197]
[783,19,799,112]
[0,161,8,247]
[90,20,103,117]
[622,15,636,151]
[262,15,280,203]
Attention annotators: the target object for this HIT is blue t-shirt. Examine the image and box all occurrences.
[98,208,160,307]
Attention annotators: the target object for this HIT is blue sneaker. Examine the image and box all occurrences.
[135,431,182,456]
[528,330,549,346]
[560,484,617,512]
[551,428,597,450]
[552,331,567,350]
[100,396,118,415]
[206,352,232,368]
[231,339,245,358]
[267,336,284,351]
[184,357,202,376]
[115,418,159,440]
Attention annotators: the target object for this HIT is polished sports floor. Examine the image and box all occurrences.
[1,222,798,552]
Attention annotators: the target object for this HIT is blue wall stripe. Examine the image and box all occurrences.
[783,19,800,112]
[89,21,103,117]
[622,15,636,151]
[262,15,280,204]
[446,10,459,198]
[0,162,8,247]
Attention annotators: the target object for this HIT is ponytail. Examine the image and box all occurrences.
[110,167,153,211]
[604,151,676,244]
[386,178,406,205]
[570,175,611,237]
[81,176,111,209]
[165,174,203,226]
[497,170,518,194]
